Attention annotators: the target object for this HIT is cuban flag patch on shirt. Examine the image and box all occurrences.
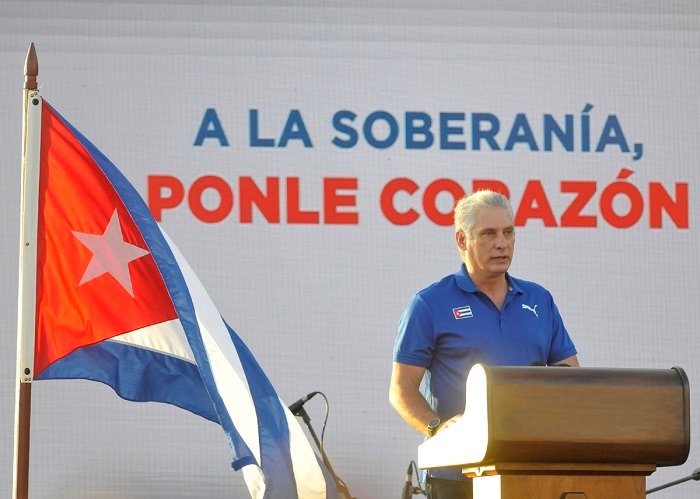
[452,305,473,319]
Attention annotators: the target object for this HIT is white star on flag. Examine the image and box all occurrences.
[72,209,150,297]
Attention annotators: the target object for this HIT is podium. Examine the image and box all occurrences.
[418,364,690,498]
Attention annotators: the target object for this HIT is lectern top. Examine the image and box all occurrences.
[418,365,690,470]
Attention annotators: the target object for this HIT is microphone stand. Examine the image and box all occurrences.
[646,467,700,494]
[294,405,354,499]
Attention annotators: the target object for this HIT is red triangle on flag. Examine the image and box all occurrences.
[34,103,178,376]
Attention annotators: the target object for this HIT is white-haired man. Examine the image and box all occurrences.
[390,190,579,498]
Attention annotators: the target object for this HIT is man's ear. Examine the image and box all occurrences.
[455,230,467,251]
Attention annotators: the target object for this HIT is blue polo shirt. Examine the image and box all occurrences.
[394,264,577,449]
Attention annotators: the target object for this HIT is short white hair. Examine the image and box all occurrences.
[454,190,514,239]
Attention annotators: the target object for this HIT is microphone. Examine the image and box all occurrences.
[401,462,414,499]
[288,391,319,415]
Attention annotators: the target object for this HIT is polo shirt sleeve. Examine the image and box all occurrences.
[547,297,578,364]
[393,294,435,367]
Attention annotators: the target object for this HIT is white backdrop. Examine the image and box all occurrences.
[1,1,700,497]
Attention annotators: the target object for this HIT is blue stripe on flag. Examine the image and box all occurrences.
[36,341,218,422]
[227,321,297,489]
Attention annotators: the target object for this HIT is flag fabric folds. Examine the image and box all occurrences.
[33,99,336,498]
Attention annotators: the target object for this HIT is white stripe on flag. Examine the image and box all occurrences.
[162,228,328,498]
[107,319,196,364]
[242,465,266,498]
[160,229,262,463]
[285,405,328,498]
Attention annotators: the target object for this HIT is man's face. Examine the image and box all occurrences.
[460,207,515,280]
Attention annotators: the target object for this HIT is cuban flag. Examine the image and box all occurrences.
[452,306,473,320]
[31,99,336,498]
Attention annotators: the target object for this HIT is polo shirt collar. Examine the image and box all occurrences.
[454,264,522,294]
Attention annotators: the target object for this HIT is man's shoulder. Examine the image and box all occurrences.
[416,273,459,301]
[509,275,553,297]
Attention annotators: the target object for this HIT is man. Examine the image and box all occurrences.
[389,190,579,498]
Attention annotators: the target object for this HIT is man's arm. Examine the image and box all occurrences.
[389,361,439,436]
[551,354,580,367]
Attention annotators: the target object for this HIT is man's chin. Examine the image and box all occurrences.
[488,261,511,273]
[490,257,510,266]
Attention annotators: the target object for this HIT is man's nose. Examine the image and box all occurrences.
[494,233,507,248]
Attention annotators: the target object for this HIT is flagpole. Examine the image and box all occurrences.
[13,42,41,499]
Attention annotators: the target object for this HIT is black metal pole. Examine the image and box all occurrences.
[295,406,354,498]
[647,468,700,494]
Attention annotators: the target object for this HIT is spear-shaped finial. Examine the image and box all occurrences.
[24,43,38,90]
